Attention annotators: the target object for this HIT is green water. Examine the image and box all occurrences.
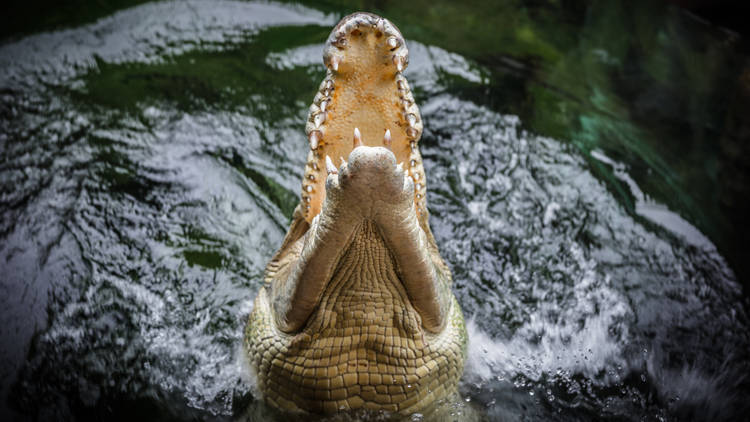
[1,1,748,421]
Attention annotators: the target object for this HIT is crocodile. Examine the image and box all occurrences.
[245,12,467,415]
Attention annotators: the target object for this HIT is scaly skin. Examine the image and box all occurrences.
[245,12,467,415]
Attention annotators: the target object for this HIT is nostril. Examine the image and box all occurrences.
[333,37,347,49]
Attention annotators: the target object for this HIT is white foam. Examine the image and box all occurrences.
[590,149,714,250]
[0,1,336,86]
[464,243,632,387]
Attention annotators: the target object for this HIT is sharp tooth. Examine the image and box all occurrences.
[393,55,403,72]
[340,157,347,168]
[320,100,327,112]
[407,127,418,139]
[396,162,403,171]
[383,129,392,150]
[406,113,417,127]
[314,112,326,128]
[309,130,322,149]
[387,37,398,49]
[376,18,385,33]
[325,80,333,90]
[331,55,340,71]
[325,155,337,174]
[353,127,362,148]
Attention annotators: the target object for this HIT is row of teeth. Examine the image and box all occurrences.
[300,15,427,217]
[328,50,407,72]
[303,128,426,216]
[323,127,400,176]
[325,14,408,73]
[327,39,407,74]
[301,81,426,214]
[306,72,421,150]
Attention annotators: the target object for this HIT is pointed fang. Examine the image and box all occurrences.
[383,129,392,150]
[325,155,337,175]
[314,112,326,128]
[331,55,340,71]
[353,127,363,148]
[309,130,322,149]
[393,55,404,72]
[376,18,386,33]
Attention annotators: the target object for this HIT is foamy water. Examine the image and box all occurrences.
[1,1,748,421]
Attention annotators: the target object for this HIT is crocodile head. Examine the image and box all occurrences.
[246,12,466,414]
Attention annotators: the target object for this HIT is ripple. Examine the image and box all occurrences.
[1,1,748,420]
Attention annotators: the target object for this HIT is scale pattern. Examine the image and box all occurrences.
[246,221,466,414]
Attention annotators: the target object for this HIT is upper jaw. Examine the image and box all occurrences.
[323,12,408,75]
[301,12,426,225]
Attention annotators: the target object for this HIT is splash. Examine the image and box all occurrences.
[1,1,748,421]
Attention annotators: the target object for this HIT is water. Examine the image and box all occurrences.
[1,1,748,420]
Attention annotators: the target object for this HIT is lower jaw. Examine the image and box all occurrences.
[247,286,467,415]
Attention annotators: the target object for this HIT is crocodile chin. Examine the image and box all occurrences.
[245,12,467,415]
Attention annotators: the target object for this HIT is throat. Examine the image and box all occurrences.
[303,220,422,339]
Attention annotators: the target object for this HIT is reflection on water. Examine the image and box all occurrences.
[1,1,748,421]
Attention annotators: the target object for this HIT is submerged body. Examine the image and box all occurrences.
[245,13,467,414]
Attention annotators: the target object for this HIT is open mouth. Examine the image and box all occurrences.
[300,12,427,226]
[260,13,452,335]
[246,13,467,414]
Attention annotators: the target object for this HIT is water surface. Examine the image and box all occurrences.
[1,1,748,421]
